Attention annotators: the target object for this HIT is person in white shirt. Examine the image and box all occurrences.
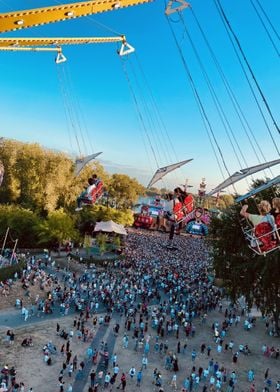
[76,178,96,211]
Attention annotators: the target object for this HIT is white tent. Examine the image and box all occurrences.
[94,220,127,236]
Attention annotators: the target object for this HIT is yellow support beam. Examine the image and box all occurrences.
[0,46,61,53]
[0,0,153,34]
[0,36,126,48]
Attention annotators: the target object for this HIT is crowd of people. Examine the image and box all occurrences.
[0,228,279,391]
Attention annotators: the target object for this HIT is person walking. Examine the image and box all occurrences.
[136,370,142,387]
[264,368,269,380]
[248,369,254,382]
[117,373,126,390]
[129,367,136,379]
[170,374,177,390]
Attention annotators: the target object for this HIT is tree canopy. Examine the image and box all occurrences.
[0,205,40,248]
[210,180,280,335]
[0,139,144,250]
[0,139,145,213]
[36,209,79,251]
[108,173,146,209]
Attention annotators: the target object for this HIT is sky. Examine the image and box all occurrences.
[0,0,279,194]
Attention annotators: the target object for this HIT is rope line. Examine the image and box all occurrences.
[166,15,230,184]
[121,58,161,170]
[189,7,274,182]
[249,0,280,57]
[135,53,179,165]
[179,12,247,171]
[190,8,271,171]
[255,0,280,43]
[215,0,280,137]
[213,0,280,156]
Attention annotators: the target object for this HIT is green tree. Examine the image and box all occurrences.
[0,205,41,248]
[210,180,280,335]
[76,205,134,235]
[0,139,73,212]
[96,233,108,255]
[0,139,112,213]
[219,194,234,208]
[108,174,145,209]
[146,187,160,197]
[112,235,121,249]
[36,209,79,254]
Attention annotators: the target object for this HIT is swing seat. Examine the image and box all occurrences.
[246,222,280,255]
[173,195,195,223]
[81,181,103,206]
[255,222,276,252]
[173,202,184,222]
[183,194,194,213]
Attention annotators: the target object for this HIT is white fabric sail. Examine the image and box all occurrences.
[207,159,280,196]
[147,159,193,188]
[236,175,280,203]
[74,152,102,176]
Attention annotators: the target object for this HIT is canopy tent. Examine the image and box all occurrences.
[94,220,127,235]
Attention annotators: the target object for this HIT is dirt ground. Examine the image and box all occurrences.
[0,280,46,311]
[0,258,85,311]
[0,303,279,392]
[0,315,91,391]
[111,304,280,392]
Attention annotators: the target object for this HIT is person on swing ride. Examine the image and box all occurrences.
[175,187,194,214]
[173,188,184,222]
[75,177,96,211]
[240,201,275,227]
[240,200,276,250]
[271,197,280,229]
[91,173,100,186]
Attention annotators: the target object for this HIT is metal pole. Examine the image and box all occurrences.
[1,227,9,256]
[10,238,18,265]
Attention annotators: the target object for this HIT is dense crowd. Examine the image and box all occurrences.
[0,229,279,391]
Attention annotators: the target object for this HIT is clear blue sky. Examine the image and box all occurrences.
[0,0,279,193]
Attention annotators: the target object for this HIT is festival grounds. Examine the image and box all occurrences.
[0,229,279,392]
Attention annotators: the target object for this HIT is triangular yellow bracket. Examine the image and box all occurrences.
[119,41,135,56]
[165,0,191,15]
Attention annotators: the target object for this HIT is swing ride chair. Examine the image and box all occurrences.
[80,181,104,206]
[208,161,280,256]
[242,222,280,256]
[172,195,195,225]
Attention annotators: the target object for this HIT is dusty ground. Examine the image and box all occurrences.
[0,280,47,311]
[0,257,85,311]
[1,303,278,392]
[0,315,94,391]
[110,305,280,392]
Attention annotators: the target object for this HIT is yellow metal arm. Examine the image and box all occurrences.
[0,36,135,61]
[0,0,153,34]
[0,36,126,48]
